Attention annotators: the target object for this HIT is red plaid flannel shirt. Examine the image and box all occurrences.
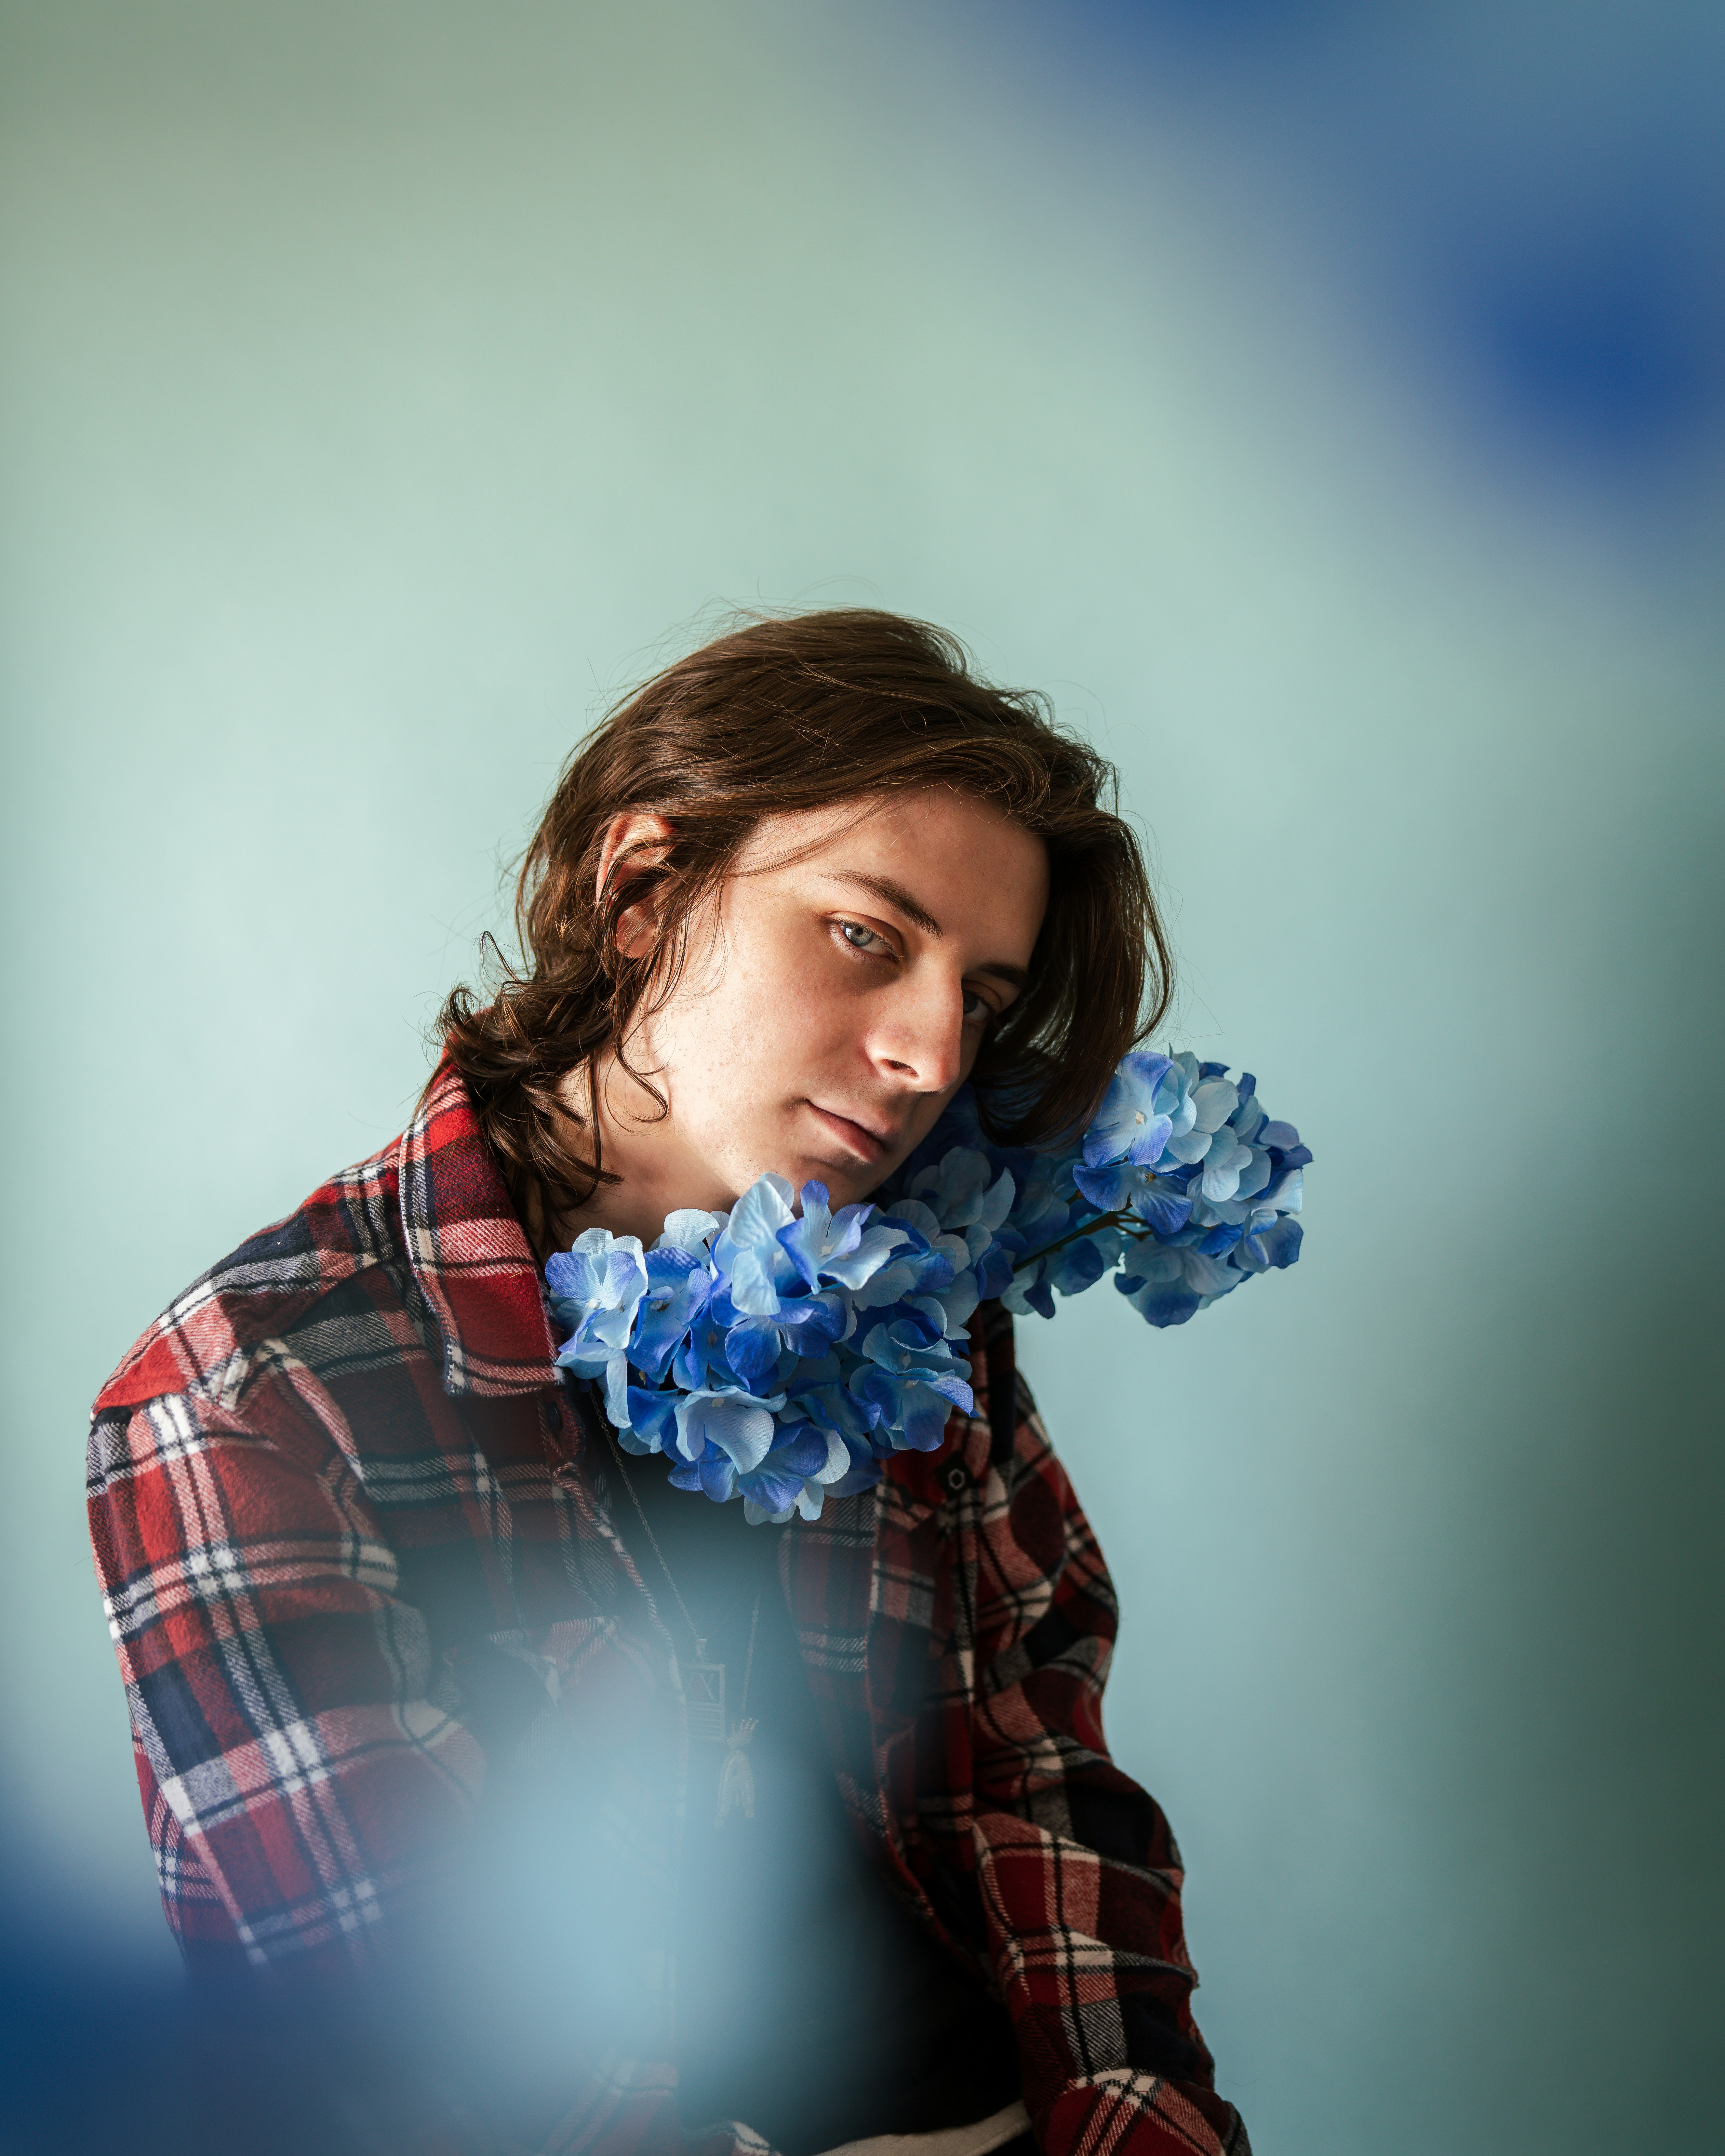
[88,1066,1250,2156]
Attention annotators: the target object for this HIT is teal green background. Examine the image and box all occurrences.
[4,5,1722,2150]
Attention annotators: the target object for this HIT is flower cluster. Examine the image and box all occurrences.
[546,1049,1308,1523]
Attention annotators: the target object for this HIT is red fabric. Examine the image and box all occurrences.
[87,1065,1250,2155]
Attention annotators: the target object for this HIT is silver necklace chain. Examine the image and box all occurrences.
[606,1429,761,1723]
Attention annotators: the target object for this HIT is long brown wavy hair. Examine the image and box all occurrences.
[436,608,1172,1228]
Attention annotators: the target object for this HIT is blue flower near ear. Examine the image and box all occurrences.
[1082,1050,1177,1171]
[907,1147,1015,1236]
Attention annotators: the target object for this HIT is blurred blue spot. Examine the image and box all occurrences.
[999,0,1725,495]
[1461,233,1719,465]
[0,1928,189,2155]
[1040,0,1325,65]
[1084,0,1318,33]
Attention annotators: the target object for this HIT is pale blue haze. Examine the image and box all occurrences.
[2,4,1721,2151]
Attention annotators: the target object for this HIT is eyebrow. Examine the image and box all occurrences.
[824,871,1031,990]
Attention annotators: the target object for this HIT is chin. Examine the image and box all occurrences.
[780,1154,882,1207]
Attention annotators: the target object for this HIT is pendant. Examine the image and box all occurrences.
[682,1655,727,1744]
[716,1718,758,1824]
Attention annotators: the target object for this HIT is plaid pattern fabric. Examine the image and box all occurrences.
[88,1066,1250,2156]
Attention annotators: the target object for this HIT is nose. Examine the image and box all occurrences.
[867,969,966,1094]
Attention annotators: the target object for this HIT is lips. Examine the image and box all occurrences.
[804,1102,896,1164]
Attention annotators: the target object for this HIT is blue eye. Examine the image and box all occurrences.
[835,918,995,1028]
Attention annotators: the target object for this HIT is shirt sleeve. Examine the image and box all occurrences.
[86,1355,489,1979]
[962,1363,1252,2156]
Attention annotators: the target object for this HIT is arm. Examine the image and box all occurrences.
[962,1368,1251,2156]
[87,1344,488,1979]
[91,1352,739,2156]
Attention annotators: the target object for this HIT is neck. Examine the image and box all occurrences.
[544,1056,733,1253]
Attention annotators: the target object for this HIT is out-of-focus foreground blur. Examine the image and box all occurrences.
[3,5,1720,2151]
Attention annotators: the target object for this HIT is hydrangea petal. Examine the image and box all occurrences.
[657,1208,724,1254]
[673,1389,780,1472]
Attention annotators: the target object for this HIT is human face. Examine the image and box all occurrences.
[575,790,1049,1245]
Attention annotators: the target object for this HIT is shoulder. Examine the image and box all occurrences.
[91,1133,408,1423]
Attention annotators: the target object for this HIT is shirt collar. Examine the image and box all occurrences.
[397,1063,559,1396]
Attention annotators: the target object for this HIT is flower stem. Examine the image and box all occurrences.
[1012,1207,1155,1276]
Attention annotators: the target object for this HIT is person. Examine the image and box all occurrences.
[87,610,1253,2156]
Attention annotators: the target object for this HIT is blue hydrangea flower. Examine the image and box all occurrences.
[849,1362,973,1452]
[619,1384,681,1456]
[715,1176,801,1317]
[905,1146,1015,1237]
[768,1379,892,1512]
[671,1384,784,1473]
[784,1372,883,1453]
[668,1297,734,1393]
[547,1044,1308,1521]
[656,1207,726,1254]
[546,1229,649,1426]
[1081,1049,1177,1172]
[779,1180,910,1292]
[1115,1242,1239,1326]
[740,1423,852,1523]
[718,1284,849,1393]
[630,1246,712,1381]
[703,1175,854,1389]
[1236,1214,1304,1271]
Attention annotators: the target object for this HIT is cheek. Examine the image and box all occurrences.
[667,941,842,1101]
[722,952,831,1049]
[720,917,850,1039]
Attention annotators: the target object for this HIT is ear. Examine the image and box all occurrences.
[596,811,676,960]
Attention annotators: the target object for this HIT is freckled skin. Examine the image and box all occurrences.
[560,790,1049,1249]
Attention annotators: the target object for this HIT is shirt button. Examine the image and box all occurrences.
[943,1462,969,1494]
